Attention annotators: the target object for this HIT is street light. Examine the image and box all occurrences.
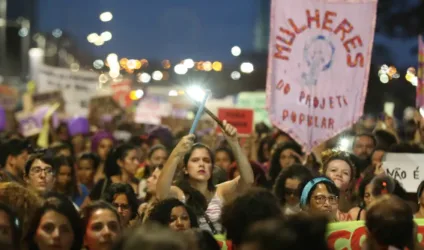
[100,12,113,22]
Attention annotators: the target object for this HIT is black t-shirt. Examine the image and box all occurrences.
[89,178,111,201]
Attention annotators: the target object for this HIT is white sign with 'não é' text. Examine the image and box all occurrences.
[382,153,424,193]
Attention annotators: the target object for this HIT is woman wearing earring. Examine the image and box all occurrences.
[156,120,254,234]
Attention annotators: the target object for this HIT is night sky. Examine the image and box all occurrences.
[36,0,259,63]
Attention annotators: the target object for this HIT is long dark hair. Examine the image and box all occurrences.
[25,193,83,250]
[177,144,215,215]
[269,142,303,184]
[148,198,198,228]
[53,156,80,199]
[104,143,137,178]
[0,202,21,250]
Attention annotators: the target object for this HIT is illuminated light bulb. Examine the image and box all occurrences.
[87,33,98,43]
[18,28,29,37]
[337,138,351,151]
[380,74,389,84]
[109,70,120,79]
[231,71,241,80]
[139,72,151,83]
[107,53,118,63]
[231,46,241,56]
[127,60,137,70]
[93,59,104,69]
[100,12,113,22]
[119,58,128,67]
[99,74,108,84]
[184,59,195,69]
[100,31,112,42]
[406,72,414,82]
[135,60,142,69]
[240,62,254,74]
[186,86,206,102]
[381,64,389,72]
[378,69,385,77]
[411,76,418,87]
[174,64,188,75]
[152,71,163,81]
[168,90,178,96]
[162,60,171,69]
[135,89,144,99]
[52,29,62,38]
[203,61,212,71]
[94,37,104,46]
[212,61,223,71]
[419,107,424,118]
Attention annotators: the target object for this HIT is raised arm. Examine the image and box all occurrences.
[221,120,254,192]
[156,134,195,200]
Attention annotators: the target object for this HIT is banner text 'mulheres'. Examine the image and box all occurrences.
[273,9,364,68]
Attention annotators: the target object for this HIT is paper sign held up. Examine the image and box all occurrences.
[382,153,424,193]
[217,108,254,135]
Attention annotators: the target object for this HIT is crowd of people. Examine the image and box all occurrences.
[0,111,423,250]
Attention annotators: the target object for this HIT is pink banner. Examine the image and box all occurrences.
[266,0,378,152]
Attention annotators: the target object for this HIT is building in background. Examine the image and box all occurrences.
[253,0,270,53]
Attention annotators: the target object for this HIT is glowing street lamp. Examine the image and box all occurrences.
[100,12,113,22]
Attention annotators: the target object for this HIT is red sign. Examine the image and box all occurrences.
[217,108,254,135]
[111,80,132,108]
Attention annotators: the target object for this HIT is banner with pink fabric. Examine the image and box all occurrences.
[266,0,378,152]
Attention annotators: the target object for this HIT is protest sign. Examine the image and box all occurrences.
[327,219,424,250]
[134,96,172,125]
[88,96,123,127]
[15,105,59,137]
[236,92,270,126]
[217,108,254,135]
[266,0,378,152]
[38,65,99,116]
[31,91,65,112]
[111,79,132,108]
[382,153,424,193]
[0,85,19,110]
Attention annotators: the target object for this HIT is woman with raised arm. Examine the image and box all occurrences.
[156,120,254,234]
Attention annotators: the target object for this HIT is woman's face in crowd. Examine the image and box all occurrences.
[146,168,161,194]
[57,165,72,189]
[186,148,213,182]
[118,149,139,176]
[0,211,12,246]
[148,149,168,166]
[371,150,385,166]
[84,209,121,250]
[26,159,55,194]
[284,178,301,206]
[35,210,74,250]
[97,139,113,161]
[279,149,299,169]
[325,160,352,191]
[308,184,338,219]
[112,194,132,227]
[77,159,95,186]
[364,183,375,208]
[215,151,232,172]
[169,206,191,231]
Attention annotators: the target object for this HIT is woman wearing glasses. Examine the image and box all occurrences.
[299,177,340,222]
[24,154,55,196]
[103,183,139,228]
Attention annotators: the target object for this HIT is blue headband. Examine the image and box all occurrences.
[300,177,334,207]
